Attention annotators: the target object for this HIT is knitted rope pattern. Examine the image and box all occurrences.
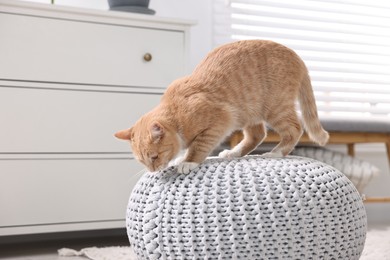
[127,156,367,260]
[292,147,379,192]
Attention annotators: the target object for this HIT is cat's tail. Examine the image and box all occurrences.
[298,74,329,146]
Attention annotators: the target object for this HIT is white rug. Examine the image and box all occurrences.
[58,226,390,260]
[361,226,390,260]
[58,246,137,260]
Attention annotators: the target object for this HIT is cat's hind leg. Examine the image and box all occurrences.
[263,111,303,157]
[219,123,267,159]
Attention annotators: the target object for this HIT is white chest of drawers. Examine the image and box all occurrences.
[0,0,193,236]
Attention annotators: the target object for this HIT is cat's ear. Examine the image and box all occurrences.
[114,127,133,140]
[150,122,164,142]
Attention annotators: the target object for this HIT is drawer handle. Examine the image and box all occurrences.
[143,53,152,62]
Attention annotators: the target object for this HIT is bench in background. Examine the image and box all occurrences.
[229,117,390,203]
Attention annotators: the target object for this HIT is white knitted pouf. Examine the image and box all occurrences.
[126,156,367,260]
[292,147,379,193]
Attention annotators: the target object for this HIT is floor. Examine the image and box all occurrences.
[0,229,129,260]
[2,224,390,259]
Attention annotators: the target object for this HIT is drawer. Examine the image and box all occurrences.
[0,158,143,229]
[0,12,185,87]
[0,84,162,153]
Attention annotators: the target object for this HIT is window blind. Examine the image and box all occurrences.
[213,0,390,119]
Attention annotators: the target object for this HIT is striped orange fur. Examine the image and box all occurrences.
[115,40,329,173]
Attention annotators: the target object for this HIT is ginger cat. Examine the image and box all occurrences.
[115,40,329,174]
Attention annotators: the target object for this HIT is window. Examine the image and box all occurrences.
[213,0,390,119]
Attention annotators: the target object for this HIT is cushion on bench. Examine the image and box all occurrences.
[320,117,390,133]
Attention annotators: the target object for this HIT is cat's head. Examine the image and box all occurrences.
[115,119,180,172]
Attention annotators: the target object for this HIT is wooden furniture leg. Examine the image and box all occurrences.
[347,143,355,157]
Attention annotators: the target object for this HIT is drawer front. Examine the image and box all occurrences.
[0,159,143,228]
[0,12,185,87]
[0,84,161,153]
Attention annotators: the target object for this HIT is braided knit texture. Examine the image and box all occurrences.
[127,156,367,260]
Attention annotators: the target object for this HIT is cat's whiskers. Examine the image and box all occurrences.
[125,167,147,185]
[157,165,165,172]
[135,168,147,177]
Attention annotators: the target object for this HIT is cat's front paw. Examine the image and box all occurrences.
[177,162,199,174]
[219,149,240,159]
[168,155,185,168]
